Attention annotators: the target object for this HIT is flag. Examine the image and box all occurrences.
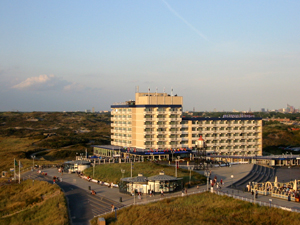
[14,159,18,166]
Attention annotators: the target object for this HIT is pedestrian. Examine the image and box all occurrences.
[150,190,152,197]
[161,189,164,197]
[197,185,199,189]
[220,179,223,185]
[185,188,187,194]
[182,189,184,196]
[111,204,114,212]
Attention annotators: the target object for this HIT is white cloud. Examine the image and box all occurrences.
[12,74,71,91]
[63,82,85,92]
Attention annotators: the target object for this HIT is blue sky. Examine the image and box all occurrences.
[1,0,299,112]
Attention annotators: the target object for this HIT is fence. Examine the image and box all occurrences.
[214,190,300,213]
[93,188,300,221]
[93,189,207,219]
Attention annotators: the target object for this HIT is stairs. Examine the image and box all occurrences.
[230,164,275,190]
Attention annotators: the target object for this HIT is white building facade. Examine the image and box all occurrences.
[111,91,262,156]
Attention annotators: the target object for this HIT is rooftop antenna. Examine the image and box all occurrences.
[163,87,165,104]
[171,87,173,104]
[156,87,158,104]
[136,86,139,93]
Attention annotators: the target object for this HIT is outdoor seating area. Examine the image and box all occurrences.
[250,177,300,202]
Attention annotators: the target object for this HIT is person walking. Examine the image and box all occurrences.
[161,189,164,197]
[111,204,114,212]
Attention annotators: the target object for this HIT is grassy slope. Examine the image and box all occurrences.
[0,111,111,173]
[0,137,39,172]
[0,180,68,225]
[83,162,206,185]
[92,192,300,225]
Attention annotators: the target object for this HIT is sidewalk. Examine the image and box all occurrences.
[217,187,300,212]
[22,165,300,215]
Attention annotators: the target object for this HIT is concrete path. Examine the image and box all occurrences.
[21,164,300,224]
[196,163,254,187]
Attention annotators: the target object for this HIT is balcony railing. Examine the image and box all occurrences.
[144,118,153,121]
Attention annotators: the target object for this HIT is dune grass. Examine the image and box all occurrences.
[91,192,300,225]
[0,137,38,172]
[0,137,67,176]
[0,179,68,225]
[83,162,206,185]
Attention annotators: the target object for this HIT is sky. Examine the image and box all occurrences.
[1,0,300,112]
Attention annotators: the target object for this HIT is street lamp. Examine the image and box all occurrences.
[196,135,206,169]
[121,169,125,178]
[175,156,180,178]
[80,153,83,165]
[188,165,194,185]
[93,161,95,177]
[31,155,36,170]
[204,170,210,191]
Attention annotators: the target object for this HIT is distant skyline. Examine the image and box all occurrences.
[1,1,300,112]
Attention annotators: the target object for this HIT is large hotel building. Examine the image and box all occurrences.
[109,91,262,157]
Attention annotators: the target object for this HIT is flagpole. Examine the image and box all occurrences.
[19,160,21,184]
[14,158,16,181]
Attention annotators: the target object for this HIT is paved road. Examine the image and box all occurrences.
[22,164,300,224]
[22,168,125,225]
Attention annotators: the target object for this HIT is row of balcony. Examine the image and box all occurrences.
[191,130,261,134]
[111,123,132,127]
[144,125,180,129]
[194,128,261,132]
[111,117,131,121]
[192,135,261,140]
[197,135,260,140]
[144,144,181,149]
[111,135,131,140]
[191,122,259,127]
[214,148,260,152]
[144,137,182,141]
[144,110,181,115]
[144,117,181,122]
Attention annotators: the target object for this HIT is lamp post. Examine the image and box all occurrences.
[121,169,125,178]
[131,160,133,178]
[31,155,36,170]
[205,170,210,191]
[80,153,83,165]
[196,135,206,169]
[188,165,194,185]
[175,156,180,178]
[175,159,177,178]
[93,161,95,177]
